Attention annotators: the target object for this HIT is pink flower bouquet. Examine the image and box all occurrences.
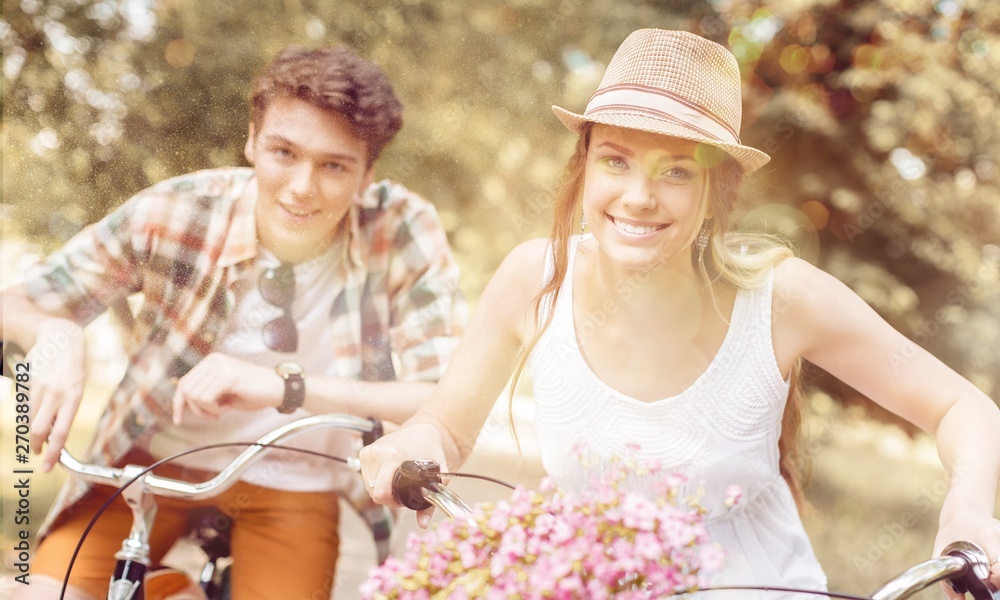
[361,456,724,599]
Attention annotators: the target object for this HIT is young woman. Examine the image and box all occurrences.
[361,29,1000,597]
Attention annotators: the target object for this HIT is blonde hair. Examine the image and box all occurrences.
[509,123,807,508]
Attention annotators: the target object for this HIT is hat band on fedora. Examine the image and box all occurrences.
[585,85,740,146]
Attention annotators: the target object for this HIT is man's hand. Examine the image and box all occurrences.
[27,319,88,472]
[171,353,283,424]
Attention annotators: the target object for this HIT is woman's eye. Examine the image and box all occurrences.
[661,166,692,180]
[323,162,345,172]
[603,156,628,170]
[273,147,293,158]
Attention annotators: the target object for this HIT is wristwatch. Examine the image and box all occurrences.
[275,362,305,414]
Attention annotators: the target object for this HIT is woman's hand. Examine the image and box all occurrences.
[933,512,1000,598]
[171,353,282,423]
[359,422,450,528]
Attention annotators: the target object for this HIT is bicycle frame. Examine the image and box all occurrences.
[58,414,383,600]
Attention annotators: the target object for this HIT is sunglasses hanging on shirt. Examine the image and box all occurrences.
[259,263,298,353]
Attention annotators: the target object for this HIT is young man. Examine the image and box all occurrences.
[3,45,466,599]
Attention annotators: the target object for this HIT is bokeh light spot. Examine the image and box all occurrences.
[889,148,927,181]
[305,17,326,40]
[853,44,882,69]
[809,44,834,73]
[165,39,196,69]
[934,0,962,18]
[970,40,989,58]
[800,200,830,231]
[780,44,809,74]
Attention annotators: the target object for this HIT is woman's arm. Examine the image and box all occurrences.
[772,257,1000,593]
[359,238,549,513]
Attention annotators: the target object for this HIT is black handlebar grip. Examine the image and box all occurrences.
[361,418,384,447]
[942,543,999,598]
[391,459,441,511]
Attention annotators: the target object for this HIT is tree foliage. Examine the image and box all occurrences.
[3,0,998,406]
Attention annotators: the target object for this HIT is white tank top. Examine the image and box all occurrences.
[529,235,827,598]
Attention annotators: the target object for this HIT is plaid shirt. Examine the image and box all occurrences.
[25,167,467,558]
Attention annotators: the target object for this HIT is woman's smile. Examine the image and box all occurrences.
[607,214,670,239]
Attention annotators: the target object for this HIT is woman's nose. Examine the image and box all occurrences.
[620,174,656,210]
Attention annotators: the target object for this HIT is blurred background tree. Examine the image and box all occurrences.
[2,0,998,595]
[3,0,997,406]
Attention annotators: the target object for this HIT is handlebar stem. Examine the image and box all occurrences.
[114,466,156,566]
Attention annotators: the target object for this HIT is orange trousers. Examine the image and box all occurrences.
[31,452,341,600]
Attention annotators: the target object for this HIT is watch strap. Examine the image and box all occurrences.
[276,364,305,414]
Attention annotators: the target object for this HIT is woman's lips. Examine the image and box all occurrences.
[607,214,669,238]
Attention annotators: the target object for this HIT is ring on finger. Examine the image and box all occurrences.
[368,478,377,489]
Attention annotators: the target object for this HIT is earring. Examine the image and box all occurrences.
[696,221,711,263]
[580,214,588,235]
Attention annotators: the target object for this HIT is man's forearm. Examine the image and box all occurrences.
[1,283,80,352]
[303,377,435,424]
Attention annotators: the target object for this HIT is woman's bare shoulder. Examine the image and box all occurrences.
[491,238,550,293]
[771,256,882,358]
[473,237,552,342]
[772,256,851,313]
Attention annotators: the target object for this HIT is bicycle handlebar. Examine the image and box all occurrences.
[51,413,387,600]
[870,541,998,600]
[391,459,477,529]
[58,414,381,499]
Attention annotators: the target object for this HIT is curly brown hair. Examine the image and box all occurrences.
[250,45,404,166]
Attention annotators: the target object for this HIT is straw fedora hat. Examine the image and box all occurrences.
[553,29,770,173]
